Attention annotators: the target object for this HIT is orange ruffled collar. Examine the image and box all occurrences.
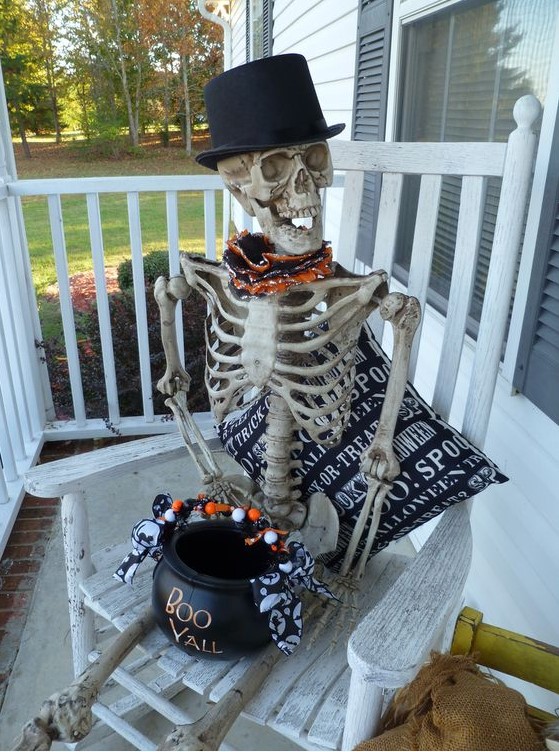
[223,231,333,297]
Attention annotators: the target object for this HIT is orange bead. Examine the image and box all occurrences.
[216,503,231,513]
[247,508,261,522]
[204,501,217,515]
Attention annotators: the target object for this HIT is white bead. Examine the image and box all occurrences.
[232,508,246,522]
[164,510,176,522]
[264,530,278,545]
[278,560,293,573]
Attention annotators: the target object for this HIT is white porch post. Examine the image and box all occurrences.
[0,61,47,543]
[0,63,54,430]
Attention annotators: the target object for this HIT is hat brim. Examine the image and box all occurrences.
[195,123,345,170]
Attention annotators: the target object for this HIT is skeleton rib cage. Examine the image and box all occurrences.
[180,254,388,447]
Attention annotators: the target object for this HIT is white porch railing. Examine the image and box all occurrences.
[0,119,46,547]
[9,174,229,438]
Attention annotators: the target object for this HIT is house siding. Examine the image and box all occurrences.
[230,0,248,67]
[227,0,559,711]
[272,0,358,133]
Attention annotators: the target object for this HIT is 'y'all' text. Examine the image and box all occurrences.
[165,586,223,654]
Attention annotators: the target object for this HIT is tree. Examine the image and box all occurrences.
[64,0,153,147]
[0,0,51,155]
[27,0,66,143]
[138,0,222,153]
[2,0,222,150]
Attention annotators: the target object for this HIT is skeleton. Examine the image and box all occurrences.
[156,141,421,578]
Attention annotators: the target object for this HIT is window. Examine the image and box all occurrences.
[395,0,557,327]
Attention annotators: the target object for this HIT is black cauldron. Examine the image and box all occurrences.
[152,520,274,660]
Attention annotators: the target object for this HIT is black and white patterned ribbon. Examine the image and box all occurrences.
[251,541,337,655]
[113,517,167,584]
[114,493,176,585]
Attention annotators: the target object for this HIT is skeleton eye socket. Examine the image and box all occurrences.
[260,153,292,181]
[303,143,329,173]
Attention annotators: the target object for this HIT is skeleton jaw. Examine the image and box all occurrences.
[256,201,324,255]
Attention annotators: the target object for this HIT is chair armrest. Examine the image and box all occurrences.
[24,413,218,498]
[348,502,472,688]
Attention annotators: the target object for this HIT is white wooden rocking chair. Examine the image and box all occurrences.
[17,94,540,751]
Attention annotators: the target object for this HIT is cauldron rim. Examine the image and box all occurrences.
[160,519,274,590]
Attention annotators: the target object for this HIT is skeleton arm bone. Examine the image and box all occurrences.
[360,292,421,481]
[339,293,420,578]
[154,275,192,396]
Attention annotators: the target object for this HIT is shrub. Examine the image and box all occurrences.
[117,251,204,290]
[117,250,172,291]
[69,135,141,161]
[42,284,209,422]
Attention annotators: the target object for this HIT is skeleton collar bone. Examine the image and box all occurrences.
[224,231,333,297]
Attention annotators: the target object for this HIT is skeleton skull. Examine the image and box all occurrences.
[217,142,333,255]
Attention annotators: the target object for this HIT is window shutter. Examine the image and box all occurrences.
[514,130,559,425]
[245,1,251,62]
[352,0,392,264]
[262,0,273,57]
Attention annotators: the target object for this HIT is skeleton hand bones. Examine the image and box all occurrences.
[338,292,421,584]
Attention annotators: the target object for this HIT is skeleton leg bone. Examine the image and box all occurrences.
[158,594,331,751]
[14,606,154,751]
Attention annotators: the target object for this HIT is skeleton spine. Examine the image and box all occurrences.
[262,393,301,521]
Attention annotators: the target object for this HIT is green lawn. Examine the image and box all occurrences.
[24,190,224,296]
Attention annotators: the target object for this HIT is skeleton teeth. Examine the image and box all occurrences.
[279,207,320,220]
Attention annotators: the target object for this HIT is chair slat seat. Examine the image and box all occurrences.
[306,668,351,750]
[180,655,239,695]
[76,538,411,750]
[157,646,198,678]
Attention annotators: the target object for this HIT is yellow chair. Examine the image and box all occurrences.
[451,606,559,726]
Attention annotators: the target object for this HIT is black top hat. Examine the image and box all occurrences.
[196,54,345,170]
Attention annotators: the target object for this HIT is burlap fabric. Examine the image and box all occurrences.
[355,652,545,751]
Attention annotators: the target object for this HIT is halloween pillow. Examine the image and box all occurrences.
[216,323,508,571]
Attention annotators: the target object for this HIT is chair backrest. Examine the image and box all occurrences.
[451,605,559,725]
[329,94,541,450]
